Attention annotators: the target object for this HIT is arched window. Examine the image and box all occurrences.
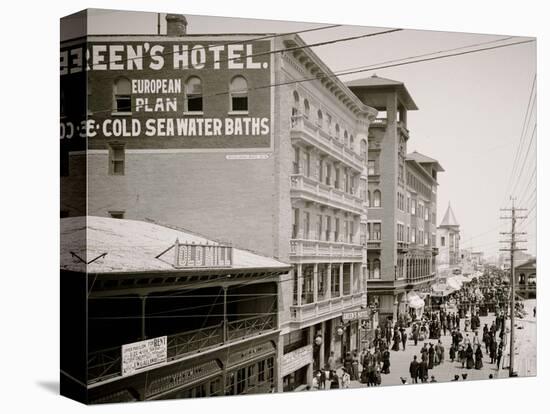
[229,76,248,112]
[335,124,340,139]
[360,139,367,164]
[344,130,349,146]
[373,259,381,279]
[113,77,132,113]
[373,190,381,207]
[350,134,354,148]
[185,76,203,112]
[317,109,323,126]
[292,91,300,117]
[303,99,310,118]
[366,259,371,279]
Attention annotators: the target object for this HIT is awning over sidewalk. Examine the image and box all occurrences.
[407,291,425,309]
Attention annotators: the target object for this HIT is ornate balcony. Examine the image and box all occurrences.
[290,292,365,323]
[290,238,364,261]
[290,115,364,172]
[397,241,410,252]
[366,240,381,250]
[290,173,364,215]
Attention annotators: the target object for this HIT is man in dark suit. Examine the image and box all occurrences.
[409,355,419,383]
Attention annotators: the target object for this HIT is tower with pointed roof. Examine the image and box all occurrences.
[437,202,461,271]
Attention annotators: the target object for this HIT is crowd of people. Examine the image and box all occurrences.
[307,266,524,390]
[311,302,509,390]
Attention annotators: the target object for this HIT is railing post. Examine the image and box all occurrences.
[223,286,228,344]
[141,295,147,340]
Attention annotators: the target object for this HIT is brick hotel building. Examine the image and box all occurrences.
[61,11,378,395]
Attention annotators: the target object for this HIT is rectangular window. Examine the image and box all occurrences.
[231,95,248,112]
[348,220,354,243]
[108,144,125,175]
[317,214,323,240]
[303,212,310,239]
[292,208,299,238]
[411,199,416,215]
[325,216,331,241]
[441,236,445,246]
[335,218,340,242]
[368,160,375,175]
[325,163,332,186]
[373,223,381,240]
[115,95,131,113]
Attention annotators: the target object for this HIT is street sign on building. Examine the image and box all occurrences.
[342,309,371,322]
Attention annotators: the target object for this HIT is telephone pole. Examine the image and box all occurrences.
[499,197,527,377]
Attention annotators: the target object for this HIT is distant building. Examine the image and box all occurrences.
[515,257,536,299]
[436,203,460,273]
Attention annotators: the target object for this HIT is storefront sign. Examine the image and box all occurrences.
[121,336,167,376]
[342,310,371,321]
[146,360,222,398]
[227,341,276,367]
[281,345,313,377]
[174,242,232,268]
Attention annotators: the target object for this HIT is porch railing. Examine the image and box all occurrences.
[87,314,275,384]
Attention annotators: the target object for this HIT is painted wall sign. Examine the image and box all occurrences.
[60,39,273,151]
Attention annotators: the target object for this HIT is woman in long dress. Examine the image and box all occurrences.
[392,330,401,351]
[475,345,484,369]
[465,344,475,369]
[428,344,435,369]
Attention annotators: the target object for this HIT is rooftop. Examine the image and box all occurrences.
[407,151,445,172]
[345,74,418,110]
[439,203,460,228]
[60,216,291,274]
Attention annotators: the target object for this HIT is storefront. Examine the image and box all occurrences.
[281,343,313,392]
[89,336,279,402]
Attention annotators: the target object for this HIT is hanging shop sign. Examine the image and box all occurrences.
[121,336,167,376]
[342,309,371,322]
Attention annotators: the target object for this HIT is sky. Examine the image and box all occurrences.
[74,8,537,259]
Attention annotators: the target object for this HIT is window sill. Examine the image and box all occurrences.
[182,111,204,116]
[111,111,132,117]
[228,110,249,116]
